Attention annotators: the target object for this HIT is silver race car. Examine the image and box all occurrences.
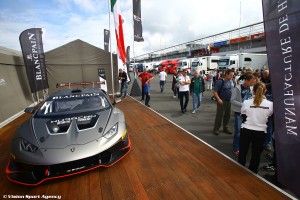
[6,88,131,186]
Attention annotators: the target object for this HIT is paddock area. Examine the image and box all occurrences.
[0,97,291,199]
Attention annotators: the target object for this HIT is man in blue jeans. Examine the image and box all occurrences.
[230,72,256,155]
[190,71,205,114]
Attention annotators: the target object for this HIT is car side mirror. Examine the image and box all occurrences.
[24,107,35,114]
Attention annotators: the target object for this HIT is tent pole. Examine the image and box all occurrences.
[31,93,35,106]
[108,0,115,98]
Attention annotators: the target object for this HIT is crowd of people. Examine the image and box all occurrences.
[121,66,277,180]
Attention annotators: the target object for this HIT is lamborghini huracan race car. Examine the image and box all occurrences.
[6,88,131,186]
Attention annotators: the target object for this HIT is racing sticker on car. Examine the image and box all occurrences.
[47,115,99,134]
[50,115,98,124]
[52,93,101,99]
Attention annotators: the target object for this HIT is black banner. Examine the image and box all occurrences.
[104,29,110,52]
[262,0,300,197]
[133,0,144,42]
[19,28,48,93]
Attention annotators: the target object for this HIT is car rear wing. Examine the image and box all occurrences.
[56,81,106,88]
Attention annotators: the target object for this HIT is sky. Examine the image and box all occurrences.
[0,0,263,58]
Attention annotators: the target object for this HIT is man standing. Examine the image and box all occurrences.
[179,69,191,113]
[118,69,128,98]
[159,69,167,92]
[138,69,154,101]
[230,72,256,155]
[190,71,205,114]
[213,69,235,135]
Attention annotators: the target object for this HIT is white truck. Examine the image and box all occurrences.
[177,59,191,73]
[190,56,220,74]
[218,53,268,71]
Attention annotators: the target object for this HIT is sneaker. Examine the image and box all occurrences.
[213,129,220,135]
[263,164,276,172]
[173,96,177,98]
[233,150,239,156]
[192,110,196,114]
[223,129,233,134]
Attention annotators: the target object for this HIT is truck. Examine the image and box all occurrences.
[157,59,179,74]
[190,56,220,74]
[218,53,268,71]
[177,59,191,73]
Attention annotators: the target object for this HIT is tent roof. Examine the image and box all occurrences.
[45,39,113,65]
[0,46,22,56]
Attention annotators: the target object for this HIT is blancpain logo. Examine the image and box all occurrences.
[52,93,100,100]
[50,115,97,125]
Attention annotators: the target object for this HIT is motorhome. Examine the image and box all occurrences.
[218,53,268,71]
[190,56,220,74]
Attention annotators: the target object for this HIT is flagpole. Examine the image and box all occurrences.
[108,0,115,97]
[133,40,136,79]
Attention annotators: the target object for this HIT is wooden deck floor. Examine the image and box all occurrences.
[0,97,291,199]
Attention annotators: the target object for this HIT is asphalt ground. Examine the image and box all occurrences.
[124,72,296,194]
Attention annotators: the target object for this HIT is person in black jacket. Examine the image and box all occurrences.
[190,71,205,114]
[118,69,128,98]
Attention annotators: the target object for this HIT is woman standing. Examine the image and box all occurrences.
[238,82,273,173]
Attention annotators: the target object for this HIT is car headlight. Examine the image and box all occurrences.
[21,138,38,152]
[103,123,118,139]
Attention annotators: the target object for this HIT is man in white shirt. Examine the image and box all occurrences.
[159,69,167,92]
[179,69,191,113]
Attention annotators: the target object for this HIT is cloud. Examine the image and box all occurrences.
[0,0,263,58]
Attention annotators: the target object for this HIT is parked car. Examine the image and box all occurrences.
[6,87,131,186]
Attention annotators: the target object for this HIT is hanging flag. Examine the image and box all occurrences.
[133,0,144,42]
[262,0,300,197]
[104,29,110,52]
[111,0,126,64]
[19,28,49,93]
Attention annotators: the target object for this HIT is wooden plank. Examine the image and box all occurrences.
[0,97,292,199]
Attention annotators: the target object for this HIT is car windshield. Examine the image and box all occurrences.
[36,93,111,117]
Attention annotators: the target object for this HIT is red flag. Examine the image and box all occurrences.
[111,0,126,64]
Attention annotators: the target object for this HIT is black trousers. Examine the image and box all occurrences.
[179,91,189,110]
[238,128,266,173]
